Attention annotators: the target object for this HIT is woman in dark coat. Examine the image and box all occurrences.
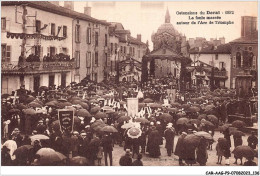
[174,132,187,165]
[196,137,208,166]
[147,126,161,158]
[164,127,175,156]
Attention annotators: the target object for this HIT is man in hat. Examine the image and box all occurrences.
[11,128,23,148]
[119,149,132,166]
[175,132,187,165]
[164,124,175,156]
[35,120,46,134]
[101,133,113,166]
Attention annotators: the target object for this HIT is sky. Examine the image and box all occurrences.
[69,1,257,49]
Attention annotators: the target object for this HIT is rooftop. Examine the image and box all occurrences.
[230,31,258,44]
[1,1,110,25]
[189,43,231,54]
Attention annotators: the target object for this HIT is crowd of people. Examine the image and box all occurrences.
[1,78,258,166]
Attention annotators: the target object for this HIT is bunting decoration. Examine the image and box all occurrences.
[6,32,66,41]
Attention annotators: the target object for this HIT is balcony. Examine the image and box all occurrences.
[2,61,75,75]
[206,70,228,78]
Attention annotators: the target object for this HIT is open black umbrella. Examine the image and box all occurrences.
[232,145,256,159]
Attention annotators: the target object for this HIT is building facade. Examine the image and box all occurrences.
[108,22,147,82]
[1,1,110,94]
[143,9,189,88]
[189,44,231,88]
[229,16,258,90]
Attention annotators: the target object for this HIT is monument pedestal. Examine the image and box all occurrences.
[235,69,252,99]
[127,98,139,118]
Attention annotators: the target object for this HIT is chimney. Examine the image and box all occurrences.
[137,34,141,42]
[64,1,74,11]
[241,16,257,37]
[50,1,59,6]
[84,7,91,16]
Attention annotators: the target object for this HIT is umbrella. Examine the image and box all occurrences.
[167,108,178,113]
[127,127,142,139]
[219,124,232,132]
[117,116,131,123]
[71,100,82,105]
[90,106,101,114]
[76,109,91,118]
[8,108,20,114]
[95,112,107,119]
[198,114,207,120]
[70,156,89,166]
[207,115,218,124]
[188,106,200,113]
[176,117,189,125]
[194,131,213,140]
[181,104,190,110]
[79,102,89,110]
[3,140,17,160]
[183,134,201,147]
[232,120,246,128]
[143,98,153,103]
[201,119,215,129]
[230,130,245,137]
[28,102,42,108]
[16,103,27,110]
[232,146,256,159]
[90,120,105,129]
[149,103,162,109]
[23,108,36,115]
[45,101,57,107]
[30,134,50,143]
[204,105,215,111]
[159,113,173,122]
[13,145,33,157]
[121,123,135,129]
[101,126,118,133]
[35,148,66,165]
[171,102,181,108]
[39,86,49,91]
[57,98,67,102]
[135,118,149,124]
[189,119,201,126]
[26,96,35,103]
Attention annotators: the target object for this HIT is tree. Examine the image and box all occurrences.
[179,56,192,91]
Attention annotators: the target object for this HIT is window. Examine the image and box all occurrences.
[75,25,80,42]
[94,73,98,82]
[252,56,256,69]
[95,32,98,46]
[51,23,55,36]
[95,52,98,66]
[36,20,41,33]
[215,54,218,60]
[236,52,241,68]
[62,47,67,54]
[249,46,253,51]
[35,45,41,56]
[49,47,56,57]
[86,52,91,68]
[63,26,67,38]
[1,18,6,31]
[111,43,113,53]
[219,62,225,69]
[138,50,140,58]
[115,43,118,54]
[105,53,108,66]
[75,51,80,68]
[105,34,108,47]
[1,44,11,62]
[233,56,236,68]
[133,47,135,56]
[87,28,91,44]
[124,46,126,54]
[121,46,123,53]
[129,47,132,55]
